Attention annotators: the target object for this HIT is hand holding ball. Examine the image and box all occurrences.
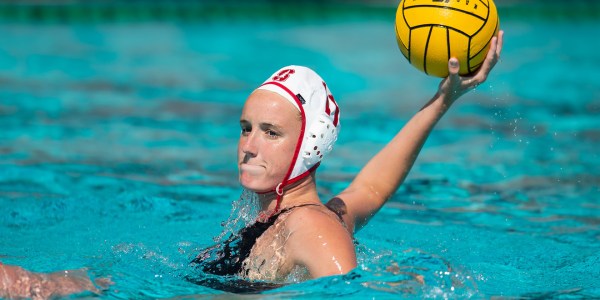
[395,0,499,77]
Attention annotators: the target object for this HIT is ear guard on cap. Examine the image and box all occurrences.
[301,114,337,168]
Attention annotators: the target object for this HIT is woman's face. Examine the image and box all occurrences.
[238,90,301,192]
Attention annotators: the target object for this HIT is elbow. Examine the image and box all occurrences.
[362,183,390,210]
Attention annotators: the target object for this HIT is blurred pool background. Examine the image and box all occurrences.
[0,0,599,298]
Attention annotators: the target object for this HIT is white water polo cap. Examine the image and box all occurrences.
[257,65,341,193]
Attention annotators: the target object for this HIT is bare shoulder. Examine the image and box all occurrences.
[284,205,344,232]
[282,205,357,278]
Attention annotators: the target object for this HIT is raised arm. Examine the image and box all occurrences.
[329,31,504,233]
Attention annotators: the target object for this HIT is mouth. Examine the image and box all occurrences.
[239,163,265,175]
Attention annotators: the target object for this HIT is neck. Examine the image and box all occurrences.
[255,174,320,216]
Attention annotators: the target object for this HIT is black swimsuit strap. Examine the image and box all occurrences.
[270,203,321,219]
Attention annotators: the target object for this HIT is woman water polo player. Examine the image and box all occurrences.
[188,30,505,290]
[0,31,503,298]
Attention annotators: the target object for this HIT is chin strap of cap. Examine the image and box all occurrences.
[262,162,320,218]
[272,183,284,215]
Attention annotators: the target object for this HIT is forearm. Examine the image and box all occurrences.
[346,93,452,226]
[349,50,497,210]
[0,263,47,299]
[339,32,503,232]
[0,263,98,299]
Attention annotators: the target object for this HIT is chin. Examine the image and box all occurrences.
[239,174,273,193]
[241,184,273,194]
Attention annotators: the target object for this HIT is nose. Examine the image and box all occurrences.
[240,131,258,159]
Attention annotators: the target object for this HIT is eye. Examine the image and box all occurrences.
[240,125,251,136]
[265,129,279,138]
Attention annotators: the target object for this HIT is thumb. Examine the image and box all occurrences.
[441,58,462,102]
[448,57,460,78]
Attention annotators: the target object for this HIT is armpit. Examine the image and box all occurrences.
[325,197,347,222]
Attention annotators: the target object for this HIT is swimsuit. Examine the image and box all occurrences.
[186,203,321,293]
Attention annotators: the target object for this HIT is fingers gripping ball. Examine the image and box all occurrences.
[395,0,499,77]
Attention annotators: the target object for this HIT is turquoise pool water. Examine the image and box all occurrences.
[1,7,599,299]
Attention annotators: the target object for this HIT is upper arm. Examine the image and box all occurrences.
[285,208,357,279]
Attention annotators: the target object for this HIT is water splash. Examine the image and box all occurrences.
[354,244,478,298]
[213,189,259,243]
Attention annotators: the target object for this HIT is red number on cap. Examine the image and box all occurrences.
[272,69,295,81]
[322,81,340,127]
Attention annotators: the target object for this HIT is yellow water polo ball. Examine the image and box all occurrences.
[395,0,499,77]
